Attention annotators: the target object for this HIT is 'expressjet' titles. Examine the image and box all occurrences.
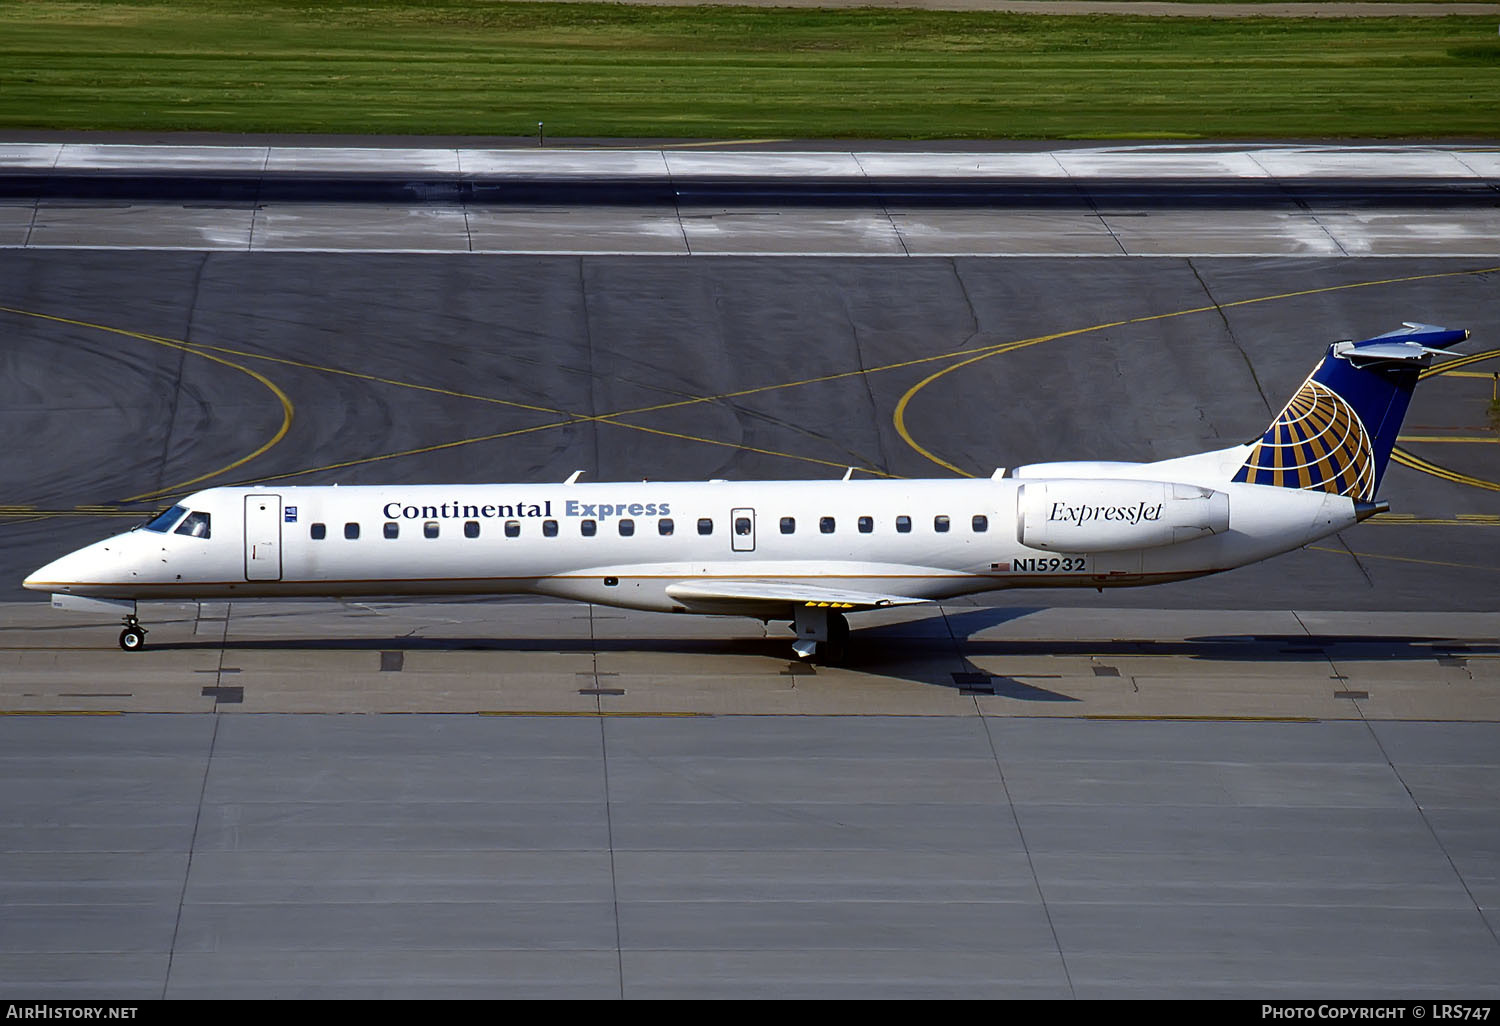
[381,498,672,521]
[1048,500,1164,526]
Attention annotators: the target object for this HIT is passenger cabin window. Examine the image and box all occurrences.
[819,516,835,534]
[581,519,597,537]
[463,521,479,539]
[858,516,873,534]
[736,517,753,536]
[384,522,399,539]
[344,523,360,540]
[697,518,713,536]
[779,517,795,535]
[141,505,187,533]
[934,515,950,533]
[424,521,440,539]
[174,512,211,539]
[972,515,988,533]
[896,516,911,534]
[619,519,635,536]
[543,520,558,538]
[311,523,327,540]
[504,521,520,538]
[659,518,674,536]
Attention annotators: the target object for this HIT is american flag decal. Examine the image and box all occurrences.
[991,562,1010,572]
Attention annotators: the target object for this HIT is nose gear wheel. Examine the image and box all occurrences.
[119,614,147,652]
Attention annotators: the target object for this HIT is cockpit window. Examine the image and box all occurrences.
[140,505,188,533]
[174,511,211,539]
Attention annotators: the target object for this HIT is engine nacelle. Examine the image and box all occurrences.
[1010,461,1148,479]
[1017,479,1230,552]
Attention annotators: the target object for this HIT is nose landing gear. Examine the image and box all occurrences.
[119,614,148,652]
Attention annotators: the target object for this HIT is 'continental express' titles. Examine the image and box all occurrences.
[382,499,671,521]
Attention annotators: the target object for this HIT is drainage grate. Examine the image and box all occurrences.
[380,651,403,672]
[202,686,244,704]
[1334,690,1369,700]
[1092,666,1121,677]
[579,688,625,696]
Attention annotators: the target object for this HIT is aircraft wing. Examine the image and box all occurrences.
[665,579,929,613]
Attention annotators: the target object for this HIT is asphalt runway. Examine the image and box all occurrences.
[2,180,1500,997]
[2,251,1497,608]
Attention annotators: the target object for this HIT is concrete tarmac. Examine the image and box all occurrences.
[4,600,1497,719]
[4,142,1498,256]
[3,704,1499,998]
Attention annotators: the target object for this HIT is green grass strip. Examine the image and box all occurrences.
[2,2,1498,139]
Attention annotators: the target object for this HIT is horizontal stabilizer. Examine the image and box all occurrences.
[666,580,927,611]
[1337,323,1469,366]
[1340,341,1451,365]
[1369,323,1470,347]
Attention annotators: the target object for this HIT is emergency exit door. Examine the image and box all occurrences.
[731,507,756,552]
[244,494,283,581]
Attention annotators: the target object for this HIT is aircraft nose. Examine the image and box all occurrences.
[24,551,77,591]
[24,545,106,592]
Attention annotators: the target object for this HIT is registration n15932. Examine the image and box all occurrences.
[1010,556,1088,573]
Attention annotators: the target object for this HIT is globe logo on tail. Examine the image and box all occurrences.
[1236,378,1375,500]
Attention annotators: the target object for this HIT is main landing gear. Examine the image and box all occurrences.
[119,614,148,652]
[791,605,850,665]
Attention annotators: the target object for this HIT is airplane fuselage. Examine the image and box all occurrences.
[27,474,1358,617]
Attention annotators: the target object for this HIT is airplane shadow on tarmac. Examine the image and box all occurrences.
[122,603,1496,698]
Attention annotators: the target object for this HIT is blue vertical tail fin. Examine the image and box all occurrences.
[1232,323,1469,499]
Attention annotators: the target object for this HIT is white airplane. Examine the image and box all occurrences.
[25,323,1468,662]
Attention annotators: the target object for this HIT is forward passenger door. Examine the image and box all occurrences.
[244,494,283,581]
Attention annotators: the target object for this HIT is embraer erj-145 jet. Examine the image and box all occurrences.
[25,323,1469,662]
